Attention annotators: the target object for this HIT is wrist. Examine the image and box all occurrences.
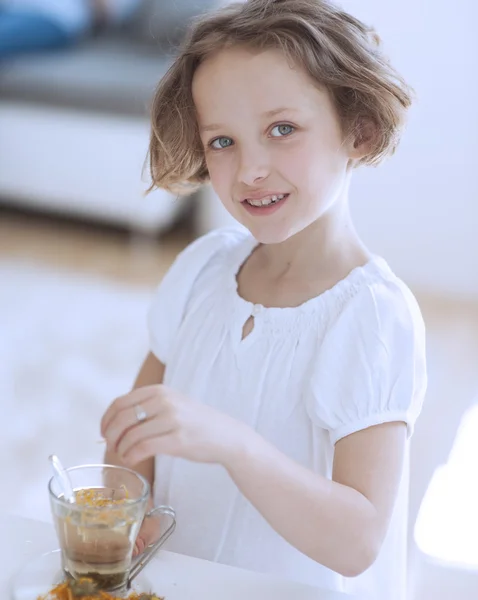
[223,421,269,474]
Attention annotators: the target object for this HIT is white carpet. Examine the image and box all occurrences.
[0,260,154,523]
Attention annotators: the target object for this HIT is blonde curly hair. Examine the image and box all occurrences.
[148,0,414,195]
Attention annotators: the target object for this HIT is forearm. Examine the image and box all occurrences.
[225,432,379,577]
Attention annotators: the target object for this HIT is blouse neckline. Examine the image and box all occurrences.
[228,232,388,315]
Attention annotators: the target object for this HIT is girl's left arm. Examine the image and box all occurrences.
[224,419,407,578]
[103,384,407,578]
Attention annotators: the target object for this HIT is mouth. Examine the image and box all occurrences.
[242,193,289,207]
[240,193,290,216]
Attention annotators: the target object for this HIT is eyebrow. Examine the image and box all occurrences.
[199,107,299,134]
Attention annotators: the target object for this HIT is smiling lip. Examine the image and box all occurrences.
[241,193,290,216]
[240,190,288,202]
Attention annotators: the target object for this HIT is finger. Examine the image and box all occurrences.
[141,518,162,548]
[122,431,181,467]
[104,395,166,450]
[101,386,158,437]
[116,415,175,459]
[101,385,161,437]
[133,538,146,556]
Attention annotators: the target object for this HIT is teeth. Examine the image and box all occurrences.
[247,194,286,207]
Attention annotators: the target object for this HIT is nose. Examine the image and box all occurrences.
[236,144,270,186]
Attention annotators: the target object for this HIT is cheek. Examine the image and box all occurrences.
[205,155,235,201]
[281,138,345,193]
[274,143,320,193]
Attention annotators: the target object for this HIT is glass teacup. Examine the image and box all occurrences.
[49,464,175,593]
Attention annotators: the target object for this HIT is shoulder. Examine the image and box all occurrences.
[148,227,251,363]
[171,226,251,272]
[329,257,425,347]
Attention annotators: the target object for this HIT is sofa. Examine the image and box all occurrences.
[0,0,235,234]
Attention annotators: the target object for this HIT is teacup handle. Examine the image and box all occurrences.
[128,505,176,585]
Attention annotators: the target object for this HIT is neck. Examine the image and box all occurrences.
[257,192,369,280]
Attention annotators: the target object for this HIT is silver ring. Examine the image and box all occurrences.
[134,404,148,423]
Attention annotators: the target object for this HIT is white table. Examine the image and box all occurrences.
[0,514,355,599]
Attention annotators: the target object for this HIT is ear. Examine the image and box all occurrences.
[348,117,378,161]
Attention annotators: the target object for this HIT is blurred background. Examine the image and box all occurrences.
[0,0,476,599]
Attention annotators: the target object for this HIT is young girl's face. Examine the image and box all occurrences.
[193,46,356,244]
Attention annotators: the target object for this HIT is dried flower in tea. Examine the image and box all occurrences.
[38,578,164,600]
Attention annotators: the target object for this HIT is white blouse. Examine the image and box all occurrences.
[149,227,427,600]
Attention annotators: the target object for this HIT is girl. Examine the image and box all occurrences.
[101,1,427,599]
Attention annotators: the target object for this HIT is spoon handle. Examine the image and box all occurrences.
[49,455,75,503]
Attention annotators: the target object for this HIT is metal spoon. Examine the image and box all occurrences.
[48,454,75,503]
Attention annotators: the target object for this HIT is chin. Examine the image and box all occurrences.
[244,222,296,245]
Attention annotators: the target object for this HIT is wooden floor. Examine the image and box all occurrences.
[0,206,192,287]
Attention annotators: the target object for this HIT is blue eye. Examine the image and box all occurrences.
[270,124,295,137]
[210,137,233,150]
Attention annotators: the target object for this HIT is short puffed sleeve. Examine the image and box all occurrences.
[306,280,427,444]
[147,227,245,364]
